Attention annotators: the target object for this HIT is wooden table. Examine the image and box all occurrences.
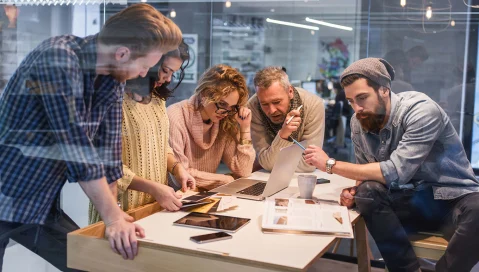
[67,170,371,272]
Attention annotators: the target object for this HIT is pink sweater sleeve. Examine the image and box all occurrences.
[221,136,255,179]
[187,168,234,191]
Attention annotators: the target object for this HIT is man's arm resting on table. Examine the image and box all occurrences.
[79,177,145,260]
[332,161,386,185]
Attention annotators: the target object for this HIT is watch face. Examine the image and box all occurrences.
[327,158,335,164]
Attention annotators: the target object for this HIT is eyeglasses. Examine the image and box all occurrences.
[215,102,239,116]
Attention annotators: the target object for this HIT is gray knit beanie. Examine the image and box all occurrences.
[340,58,395,89]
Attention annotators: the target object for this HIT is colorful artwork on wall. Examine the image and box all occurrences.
[318,38,350,79]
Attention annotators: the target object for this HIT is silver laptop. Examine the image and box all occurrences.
[210,141,306,201]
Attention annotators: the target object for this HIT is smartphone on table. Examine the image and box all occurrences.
[316,178,330,185]
[190,232,232,244]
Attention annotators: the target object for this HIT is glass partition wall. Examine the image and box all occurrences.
[1,0,477,270]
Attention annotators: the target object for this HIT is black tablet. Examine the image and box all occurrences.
[173,212,250,233]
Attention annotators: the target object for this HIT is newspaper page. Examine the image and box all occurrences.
[261,198,353,238]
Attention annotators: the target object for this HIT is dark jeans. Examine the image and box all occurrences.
[0,205,83,272]
[355,181,479,272]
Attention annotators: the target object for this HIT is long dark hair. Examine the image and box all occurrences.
[151,39,190,100]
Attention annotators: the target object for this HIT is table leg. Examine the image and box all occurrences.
[355,217,371,272]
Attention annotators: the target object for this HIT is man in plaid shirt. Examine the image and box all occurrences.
[0,4,182,270]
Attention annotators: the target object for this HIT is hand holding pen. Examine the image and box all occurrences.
[286,105,303,125]
[278,105,303,140]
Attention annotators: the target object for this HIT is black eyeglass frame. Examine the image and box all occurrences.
[214,102,239,116]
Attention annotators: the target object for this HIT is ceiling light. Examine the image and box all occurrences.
[451,20,455,26]
[305,17,353,31]
[170,9,176,18]
[225,0,231,8]
[400,0,406,7]
[266,18,319,30]
[311,30,315,35]
[425,5,432,19]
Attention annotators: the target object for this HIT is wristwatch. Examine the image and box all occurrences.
[326,158,336,174]
[240,139,252,145]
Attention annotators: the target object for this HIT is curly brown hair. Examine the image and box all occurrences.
[193,64,249,142]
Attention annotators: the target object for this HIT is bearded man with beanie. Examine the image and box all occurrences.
[303,58,479,272]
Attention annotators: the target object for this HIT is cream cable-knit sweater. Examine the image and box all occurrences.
[88,95,173,224]
[167,95,255,190]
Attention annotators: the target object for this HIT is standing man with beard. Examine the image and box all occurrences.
[248,66,325,172]
[304,58,479,272]
[0,4,182,270]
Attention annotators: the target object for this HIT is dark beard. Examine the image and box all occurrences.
[357,94,386,133]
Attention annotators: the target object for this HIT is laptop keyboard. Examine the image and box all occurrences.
[236,182,266,196]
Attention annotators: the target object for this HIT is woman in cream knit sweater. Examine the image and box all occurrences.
[167,64,255,190]
[89,41,195,224]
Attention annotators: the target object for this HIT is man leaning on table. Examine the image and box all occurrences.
[247,66,325,172]
[303,58,479,272]
[0,4,182,271]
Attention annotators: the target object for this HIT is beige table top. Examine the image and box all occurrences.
[135,170,359,271]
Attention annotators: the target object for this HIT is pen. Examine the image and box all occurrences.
[286,105,303,125]
[289,136,306,150]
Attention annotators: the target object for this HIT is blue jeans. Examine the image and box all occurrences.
[355,181,479,272]
[0,201,83,272]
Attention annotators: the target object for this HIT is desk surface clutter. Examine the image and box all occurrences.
[134,170,360,270]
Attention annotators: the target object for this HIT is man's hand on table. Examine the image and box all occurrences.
[104,212,145,260]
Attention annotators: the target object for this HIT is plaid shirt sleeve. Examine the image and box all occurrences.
[93,94,124,184]
[33,46,105,183]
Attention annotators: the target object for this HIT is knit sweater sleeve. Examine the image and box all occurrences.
[187,169,234,191]
[221,135,255,178]
[295,94,325,172]
[167,103,191,169]
[117,164,136,193]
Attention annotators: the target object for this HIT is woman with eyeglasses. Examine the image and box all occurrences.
[167,64,255,190]
[89,40,195,224]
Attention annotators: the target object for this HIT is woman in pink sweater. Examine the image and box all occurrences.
[167,64,255,190]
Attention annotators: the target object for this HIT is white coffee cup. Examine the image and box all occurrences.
[298,175,316,199]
